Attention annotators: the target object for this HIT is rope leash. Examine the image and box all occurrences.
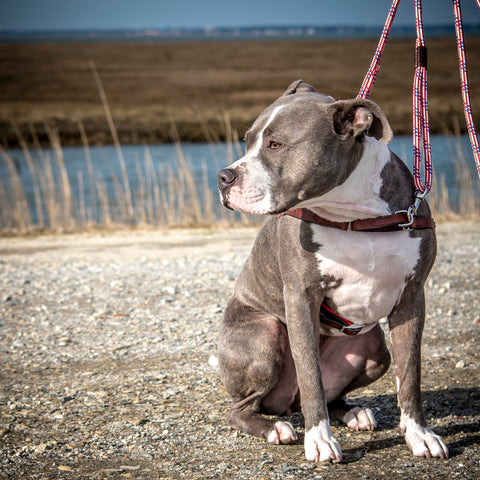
[453,0,480,178]
[357,0,400,99]
[412,0,432,195]
[357,0,480,210]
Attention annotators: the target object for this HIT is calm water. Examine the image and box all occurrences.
[1,134,479,226]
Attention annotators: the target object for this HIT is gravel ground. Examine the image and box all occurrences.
[0,222,479,480]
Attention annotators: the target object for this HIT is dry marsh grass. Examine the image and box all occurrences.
[0,118,253,233]
[1,37,479,147]
[0,122,478,234]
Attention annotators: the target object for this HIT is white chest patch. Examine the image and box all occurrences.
[313,227,422,324]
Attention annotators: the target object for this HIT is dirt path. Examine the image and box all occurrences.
[0,223,479,479]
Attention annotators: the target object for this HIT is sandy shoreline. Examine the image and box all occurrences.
[0,220,478,257]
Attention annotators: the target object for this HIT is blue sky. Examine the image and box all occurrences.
[1,0,479,31]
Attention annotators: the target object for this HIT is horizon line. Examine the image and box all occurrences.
[2,22,480,34]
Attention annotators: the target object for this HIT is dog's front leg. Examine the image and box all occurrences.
[388,284,449,459]
[284,289,343,463]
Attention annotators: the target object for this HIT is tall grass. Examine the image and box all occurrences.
[428,120,480,221]
[0,126,478,234]
[428,151,479,221]
[0,117,254,233]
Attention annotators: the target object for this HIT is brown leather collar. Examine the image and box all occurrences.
[282,208,435,232]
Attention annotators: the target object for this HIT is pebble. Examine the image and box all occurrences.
[208,354,219,368]
[57,465,73,471]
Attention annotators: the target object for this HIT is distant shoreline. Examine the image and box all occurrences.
[1,23,480,43]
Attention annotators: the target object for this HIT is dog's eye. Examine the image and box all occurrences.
[268,141,282,150]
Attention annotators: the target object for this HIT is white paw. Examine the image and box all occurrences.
[304,420,343,463]
[344,407,377,431]
[401,414,449,458]
[267,421,298,445]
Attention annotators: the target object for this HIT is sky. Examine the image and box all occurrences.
[1,0,479,32]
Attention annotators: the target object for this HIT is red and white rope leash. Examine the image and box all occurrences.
[357,0,400,99]
[358,0,480,208]
[453,0,480,179]
[412,0,432,196]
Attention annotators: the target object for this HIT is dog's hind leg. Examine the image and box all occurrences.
[320,324,391,431]
[218,300,299,444]
[227,393,298,445]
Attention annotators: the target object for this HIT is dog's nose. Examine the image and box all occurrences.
[218,168,237,187]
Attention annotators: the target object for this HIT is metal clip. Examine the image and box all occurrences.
[397,206,415,229]
[397,190,427,230]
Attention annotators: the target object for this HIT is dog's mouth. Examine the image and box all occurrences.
[219,180,298,217]
[220,190,276,216]
[219,196,234,211]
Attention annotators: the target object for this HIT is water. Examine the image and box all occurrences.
[0,134,478,227]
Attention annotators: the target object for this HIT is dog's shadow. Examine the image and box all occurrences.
[285,387,480,460]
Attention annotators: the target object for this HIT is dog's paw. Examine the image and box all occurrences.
[329,399,377,431]
[304,420,343,463]
[267,421,298,445]
[401,415,449,459]
[343,406,377,431]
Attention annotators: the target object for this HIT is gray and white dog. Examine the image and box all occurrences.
[217,80,448,462]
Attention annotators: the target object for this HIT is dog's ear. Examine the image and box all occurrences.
[332,99,393,143]
[283,79,316,95]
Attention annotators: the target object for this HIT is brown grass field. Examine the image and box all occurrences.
[1,36,480,147]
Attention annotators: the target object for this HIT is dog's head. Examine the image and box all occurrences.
[217,80,393,215]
